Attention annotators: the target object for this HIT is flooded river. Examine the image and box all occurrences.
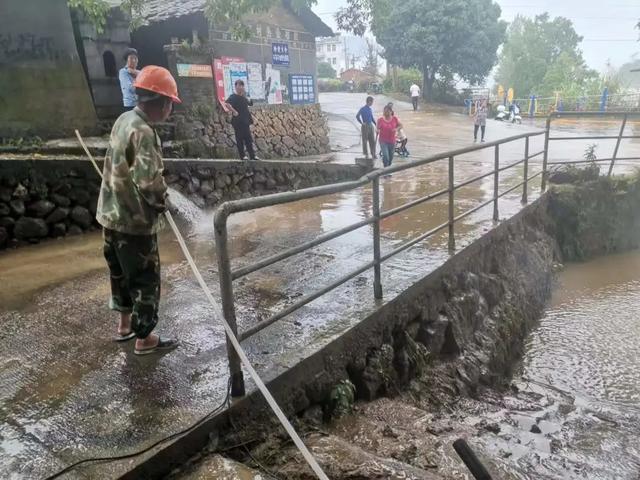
[488,251,640,479]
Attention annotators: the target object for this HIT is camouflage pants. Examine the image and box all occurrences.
[103,228,160,339]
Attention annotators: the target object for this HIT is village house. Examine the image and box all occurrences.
[1,0,333,142]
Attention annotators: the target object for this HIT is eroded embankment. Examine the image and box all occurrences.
[161,175,640,480]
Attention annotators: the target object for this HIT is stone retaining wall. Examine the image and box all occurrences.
[171,103,331,159]
[0,158,365,249]
[165,159,365,207]
[0,162,99,249]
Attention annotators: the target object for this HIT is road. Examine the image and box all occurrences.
[0,93,638,479]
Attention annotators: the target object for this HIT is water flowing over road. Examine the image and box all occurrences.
[1,93,639,479]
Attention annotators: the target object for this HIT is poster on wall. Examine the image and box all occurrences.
[222,64,232,100]
[229,62,248,96]
[176,63,213,78]
[220,56,245,101]
[212,59,226,104]
[265,64,282,104]
[271,43,290,67]
[247,62,264,100]
[288,74,315,104]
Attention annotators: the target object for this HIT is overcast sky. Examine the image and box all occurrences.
[312,0,639,71]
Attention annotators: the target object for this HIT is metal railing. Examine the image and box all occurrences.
[214,129,546,396]
[214,111,640,397]
[541,111,640,189]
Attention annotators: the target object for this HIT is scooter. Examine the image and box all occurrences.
[495,104,522,124]
[495,104,508,121]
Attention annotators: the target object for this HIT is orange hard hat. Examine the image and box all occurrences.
[133,65,181,104]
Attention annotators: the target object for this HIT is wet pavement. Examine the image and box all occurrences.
[1,93,639,479]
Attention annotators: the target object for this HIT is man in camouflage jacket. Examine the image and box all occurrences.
[96,65,181,355]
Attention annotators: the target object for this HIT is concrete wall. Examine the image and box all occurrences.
[75,9,132,119]
[0,0,98,138]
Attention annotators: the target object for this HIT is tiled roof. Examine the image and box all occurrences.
[142,0,205,25]
[140,0,333,37]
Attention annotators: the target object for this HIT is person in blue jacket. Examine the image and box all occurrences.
[119,48,140,110]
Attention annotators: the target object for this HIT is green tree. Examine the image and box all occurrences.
[536,52,598,98]
[495,14,591,97]
[68,0,144,33]
[337,0,506,100]
[317,61,337,78]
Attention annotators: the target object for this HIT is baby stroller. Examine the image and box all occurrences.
[396,129,410,157]
[379,129,410,158]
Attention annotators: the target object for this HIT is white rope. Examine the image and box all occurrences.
[74,130,329,480]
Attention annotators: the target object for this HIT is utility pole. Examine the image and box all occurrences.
[343,36,348,74]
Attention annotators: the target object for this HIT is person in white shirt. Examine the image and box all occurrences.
[409,83,420,111]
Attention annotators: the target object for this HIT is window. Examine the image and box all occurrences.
[256,25,263,37]
[332,57,337,65]
[103,50,117,77]
[317,44,323,52]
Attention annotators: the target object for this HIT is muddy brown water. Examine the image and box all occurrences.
[490,251,640,479]
[442,251,640,480]
[1,94,640,479]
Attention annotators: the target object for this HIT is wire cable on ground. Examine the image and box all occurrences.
[66,131,329,480]
[44,379,231,480]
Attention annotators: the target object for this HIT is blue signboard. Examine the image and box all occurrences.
[272,42,290,66]
[288,74,316,104]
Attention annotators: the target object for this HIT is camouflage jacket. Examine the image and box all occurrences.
[96,108,167,235]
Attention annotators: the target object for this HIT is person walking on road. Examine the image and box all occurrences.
[225,80,260,161]
[474,99,488,143]
[410,82,421,111]
[119,48,140,110]
[97,66,182,355]
[377,104,402,167]
[356,96,377,160]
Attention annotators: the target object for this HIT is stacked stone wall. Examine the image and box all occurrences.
[0,158,366,249]
[172,103,331,160]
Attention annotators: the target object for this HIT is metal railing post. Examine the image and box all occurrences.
[522,136,529,204]
[541,117,551,191]
[448,155,455,252]
[372,177,383,299]
[608,114,628,176]
[214,214,245,397]
[493,145,500,221]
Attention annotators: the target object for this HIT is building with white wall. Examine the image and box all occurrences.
[316,35,369,77]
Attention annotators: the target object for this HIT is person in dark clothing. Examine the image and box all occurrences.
[225,80,260,160]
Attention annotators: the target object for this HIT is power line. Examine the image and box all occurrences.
[582,39,639,42]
